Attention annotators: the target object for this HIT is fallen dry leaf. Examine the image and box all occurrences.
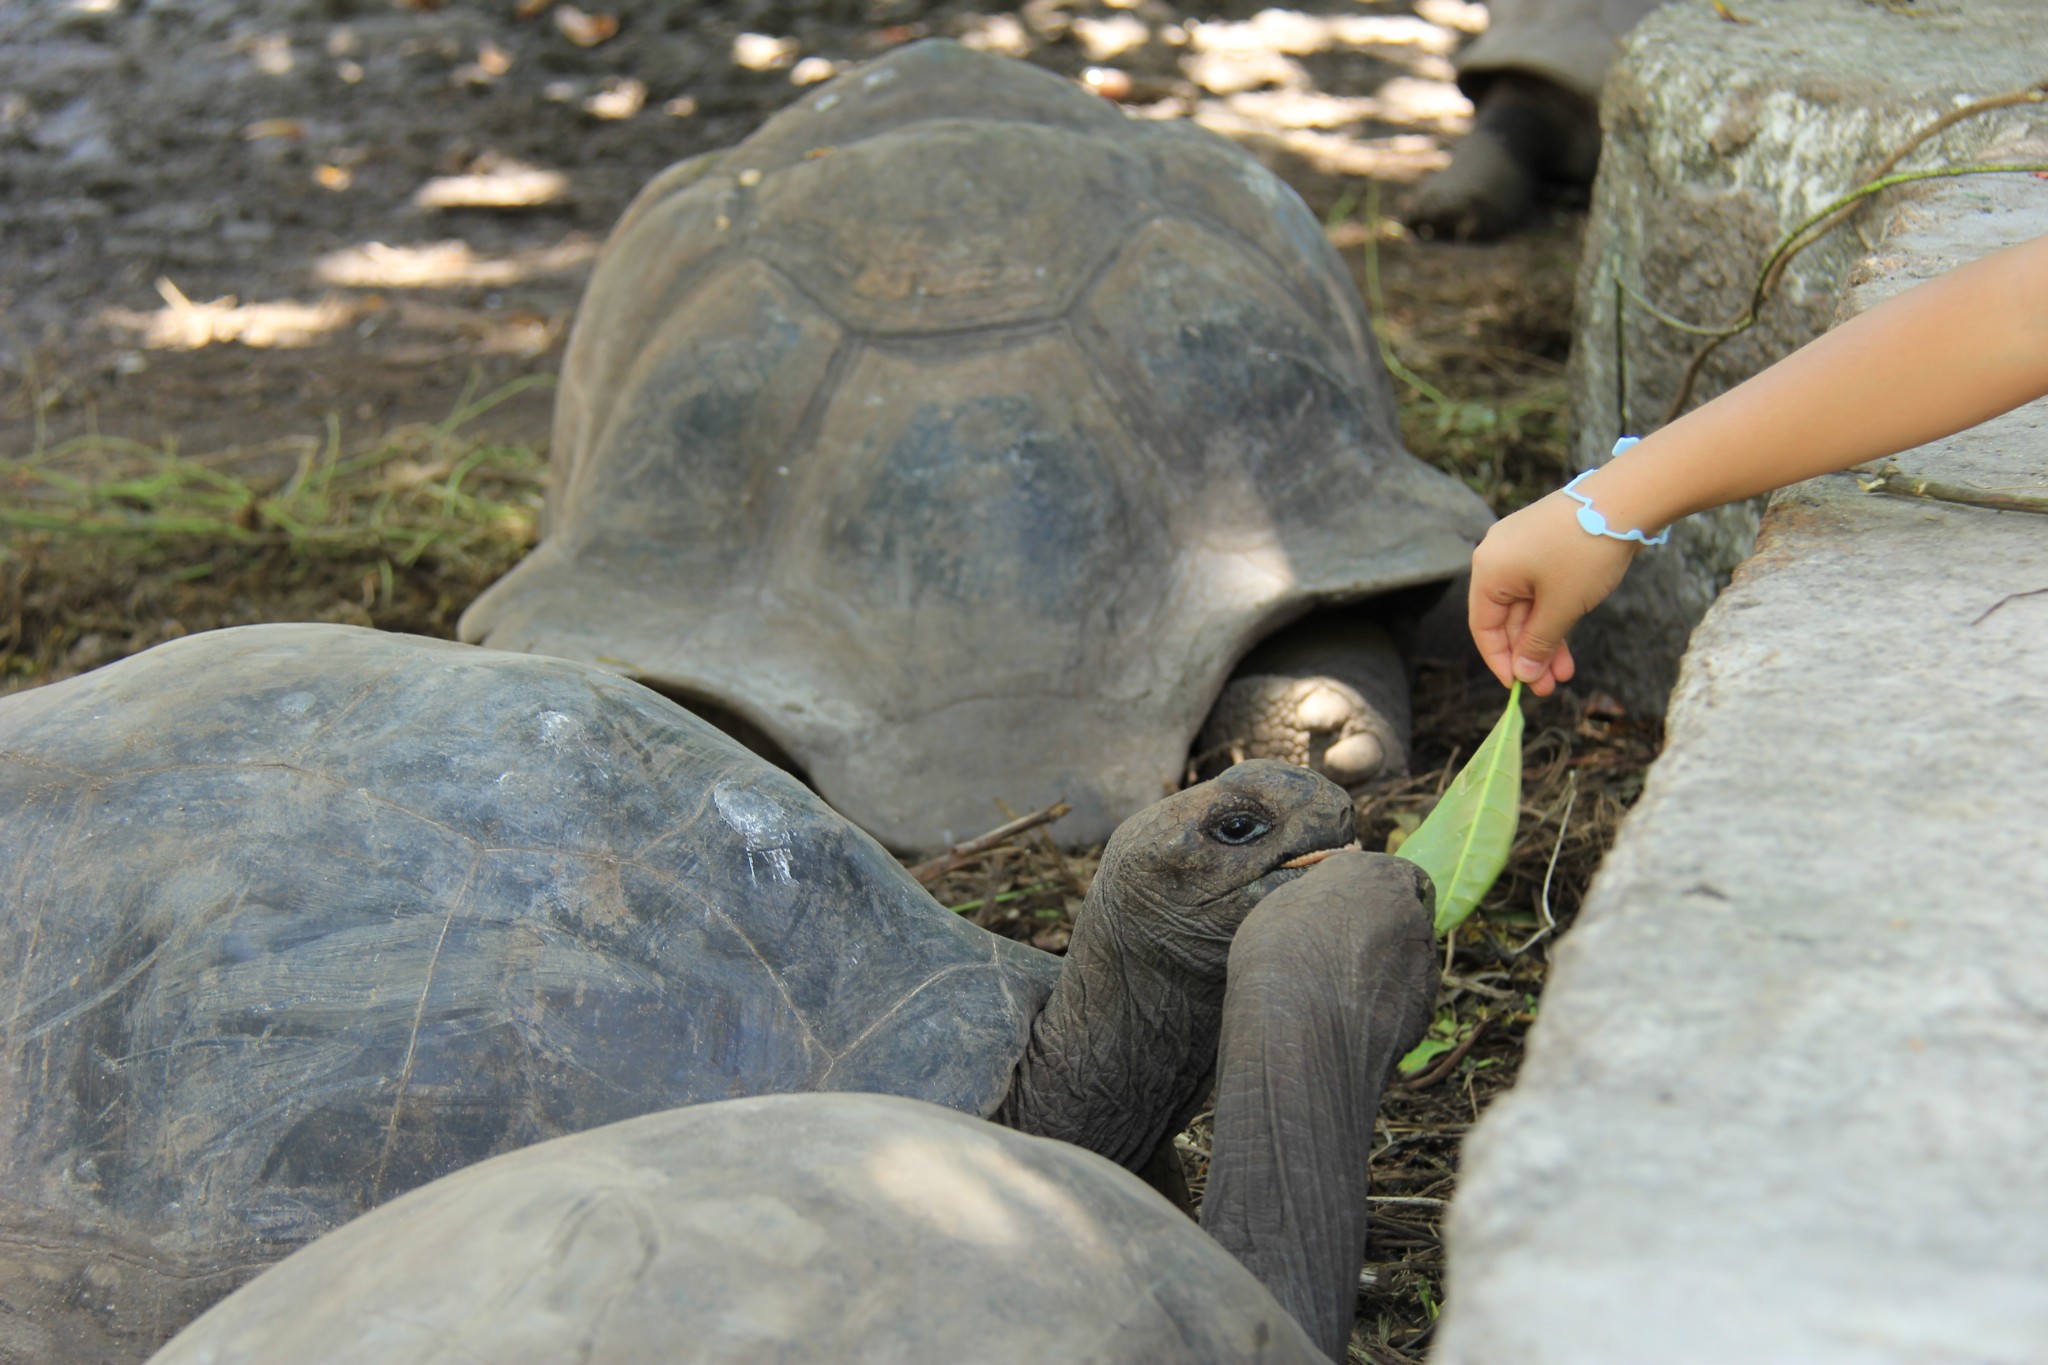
[554,5,619,47]
[241,118,305,142]
[582,77,646,121]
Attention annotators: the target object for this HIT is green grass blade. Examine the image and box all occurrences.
[1395,681,1525,936]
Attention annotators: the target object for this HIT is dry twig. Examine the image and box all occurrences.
[907,800,1071,884]
[1859,465,2048,517]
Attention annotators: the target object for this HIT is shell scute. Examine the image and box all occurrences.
[559,257,844,570]
[1137,122,1377,369]
[774,332,1165,663]
[744,120,1146,336]
[1079,217,1393,526]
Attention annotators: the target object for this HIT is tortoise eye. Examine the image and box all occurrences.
[1207,811,1271,845]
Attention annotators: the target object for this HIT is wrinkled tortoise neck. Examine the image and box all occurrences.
[993,879,1227,1171]
[1198,853,1438,1360]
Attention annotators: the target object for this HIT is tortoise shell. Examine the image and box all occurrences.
[152,1093,1327,1364]
[0,624,1050,1362]
[460,38,1492,854]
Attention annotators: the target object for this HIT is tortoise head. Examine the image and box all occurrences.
[995,759,1361,1166]
[1087,759,1358,983]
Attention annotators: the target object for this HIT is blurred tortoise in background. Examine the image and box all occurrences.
[459,38,1494,856]
[1409,0,1666,240]
[153,852,1436,1364]
[0,623,1420,1363]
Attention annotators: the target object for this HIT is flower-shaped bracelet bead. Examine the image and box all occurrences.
[1560,436,1670,546]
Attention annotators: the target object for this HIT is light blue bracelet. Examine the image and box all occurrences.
[1561,436,1670,547]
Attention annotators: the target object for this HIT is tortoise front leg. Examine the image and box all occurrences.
[1199,851,1438,1359]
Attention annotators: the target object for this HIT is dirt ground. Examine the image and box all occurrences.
[1,1,1638,1359]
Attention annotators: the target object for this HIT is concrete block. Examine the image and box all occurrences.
[1563,0,2047,716]
[1435,156,2048,1363]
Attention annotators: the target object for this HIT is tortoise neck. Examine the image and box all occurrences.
[994,884,1226,1171]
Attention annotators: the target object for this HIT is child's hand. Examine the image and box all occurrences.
[1468,492,1641,695]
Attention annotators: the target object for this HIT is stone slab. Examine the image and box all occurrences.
[1433,159,2048,1362]
[1561,0,2048,716]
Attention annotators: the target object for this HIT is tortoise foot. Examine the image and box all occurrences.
[1197,674,1398,787]
[1196,614,1411,787]
[1407,127,1538,243]
[1407,74,1600,242]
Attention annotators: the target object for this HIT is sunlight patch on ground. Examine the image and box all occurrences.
[583,76,647,120]
[1070,5,1477,180]
[1417,0,1490,35]
[1190,9,1463,60]
[957,13,1031,57]
[413,160,569,211]
[1075,13,1150,63]
[101,278,358,350]
[734,33,800,72]
[240,32,293,77]
[313,237,598,289]
[100,271,571,356]
[1220,78,1470,134]
[1192,121,1450,180]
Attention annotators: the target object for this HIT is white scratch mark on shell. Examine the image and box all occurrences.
[713,781,797,886]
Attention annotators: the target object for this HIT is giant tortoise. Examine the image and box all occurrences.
[151,850,1434,1364]
[0,623,1432,1362]
[458,38,1495,855]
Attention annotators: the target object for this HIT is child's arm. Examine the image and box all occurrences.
[1470,231,2048,695]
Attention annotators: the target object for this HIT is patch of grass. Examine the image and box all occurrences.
[0,379,548,691]
[1331,187,1579,514]
[1400,386,1571,512]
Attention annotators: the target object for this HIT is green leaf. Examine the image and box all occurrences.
[1396,1009,1471,1076]
[1396,1033,1459,1076]
[1395,681,1525,936]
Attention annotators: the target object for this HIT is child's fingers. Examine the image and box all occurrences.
[1467,579,1522,689]
[1508,591,1584,686]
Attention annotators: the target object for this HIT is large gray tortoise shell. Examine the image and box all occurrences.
[460,38,1493,854]
[153,1094,1327,1364]
[0,624,1053,1363]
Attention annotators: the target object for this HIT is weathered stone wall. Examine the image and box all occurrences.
[1433,0,2048,1354]
[1563,0,2048,716]
[1433,107,2048,1365]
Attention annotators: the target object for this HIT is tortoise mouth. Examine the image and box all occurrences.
[1246,838,1361,898]
[1276,841,1359,871]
